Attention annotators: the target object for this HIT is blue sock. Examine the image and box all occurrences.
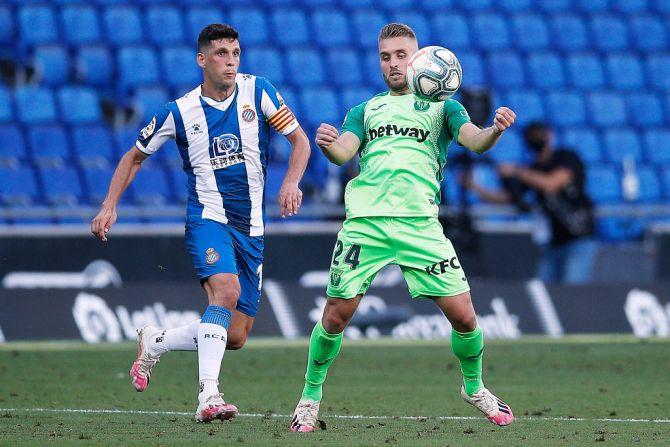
[200,305,232,330]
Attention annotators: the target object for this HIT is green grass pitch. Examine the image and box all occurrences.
[1,336,669,446]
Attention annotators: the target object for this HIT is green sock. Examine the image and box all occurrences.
[301,320,343,402]
[451,326,484,396]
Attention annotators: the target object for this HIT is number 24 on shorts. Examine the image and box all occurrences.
[332,241,361,269]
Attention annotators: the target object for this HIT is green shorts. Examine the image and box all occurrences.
[326,217,470,299]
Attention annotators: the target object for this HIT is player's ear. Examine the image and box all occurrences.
[197,52,206,69]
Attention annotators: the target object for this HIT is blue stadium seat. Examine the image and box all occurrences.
[0,167,40,206]
[511,14,549,51]
[0,6,13,44]
[629,16,666,52]
[162,46,201,88]
[264,163,287,204]
[647,55,670,90]
[562,128,602,163]
[431,14,470,51]
[167,166,188,204]
[504,90,545,125]
[286,48,324,86]
[467,164,501,205]
[392,11,430,43]
[566,54,605,89]
[327,49,362,87]
[38,166,83,205]
[457,51,485,87]
[76,46,113,87]
[577,0,610,13]
[103,6,143,45]
[269,135,290,163]
[597,217,644,241]
[606,54,645,90]
[488,52,525,88]
[0,87,11,122]
[271,9,309,47]
[551,15,587,51]
[488,129,525,163]
[229,8,267,46]
[418,0,453,11]
[499,0,532,12]
[363,50,388,90]
[72,125,115,167]
[61,5,100,45]
[590,16,629,52]
[300,88,339,127]
[603,129,642,163]
[186,7,224,44]
[276,87,300,118]
[589,93,626,127]
[33,45,70,85]
[586,166,622,203]
[147,7,185,45]
[352,10,388,49]
[19,5,58,45]
[461,0,493,11]
[652,0,670,13]
[643,129,670,165]
[472,14,509,50]
[341,87,375,110]
[244,48,284,85]
[118,46,160,89]
[58,87,100,124]
[134,86,170,122]
[662,166,670,199]
[526,53,565,89]
[312,11,351,47]
[546,91,586,127]
[15,87,56,124]
[626,93,663,127]
[637,166,661,202]
[343,0,374,7]
[0,125,27,166]
[613,0,649,13]
[28,124,70,167]
[537,0,571,12]
[131,166,171,205]
[82,165,122,204]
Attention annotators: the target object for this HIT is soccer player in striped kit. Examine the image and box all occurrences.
[91,24,310,422]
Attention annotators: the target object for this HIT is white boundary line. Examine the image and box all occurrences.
[1,408,669,424]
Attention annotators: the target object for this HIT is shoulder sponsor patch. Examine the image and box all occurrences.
[140,116,157,139]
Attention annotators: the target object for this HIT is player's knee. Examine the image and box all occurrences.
[210,280,241,308]
[451,314,477,333]
[322,313,349,334]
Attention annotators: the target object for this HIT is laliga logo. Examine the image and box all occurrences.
[624,289,670,337]
[2,260,122,289]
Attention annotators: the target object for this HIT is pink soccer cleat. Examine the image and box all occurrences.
[289,399,320,432]
[461,386,515,426]
[129,325,161,392]
[195,394,238,423]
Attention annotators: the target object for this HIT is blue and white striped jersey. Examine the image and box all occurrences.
[135,74,299,236]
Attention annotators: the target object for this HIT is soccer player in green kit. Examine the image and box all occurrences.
[289,23,517,432]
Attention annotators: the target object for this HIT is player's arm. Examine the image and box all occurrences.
[91,147,148,242]
[315,124,360,166]
[458,107,516,154]
[279,126,311,218]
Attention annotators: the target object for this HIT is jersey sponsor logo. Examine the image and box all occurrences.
[211,133,245,170]
[368,125,430,143]
[140,116,157,139]
[425,257,461,275]
[205,247,220,265]
[414,100,430,112]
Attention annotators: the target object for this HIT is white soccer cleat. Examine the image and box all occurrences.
[129,325,161,392]
[195,394,238,423]
[289,399,320,432]
[461,386,515,426]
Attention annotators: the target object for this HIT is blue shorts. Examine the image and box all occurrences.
[185,219,264,317]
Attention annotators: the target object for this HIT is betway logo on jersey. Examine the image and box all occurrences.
[211,134,245,170]
[368,125,430,143]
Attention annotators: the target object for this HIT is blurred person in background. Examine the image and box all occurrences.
[464,121,597,284]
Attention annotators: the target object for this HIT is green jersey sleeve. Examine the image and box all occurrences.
[443,100,471,142]
[341,101,367,142]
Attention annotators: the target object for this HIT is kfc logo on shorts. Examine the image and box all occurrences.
[205,248,220,265]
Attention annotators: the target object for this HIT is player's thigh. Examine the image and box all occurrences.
[229,228,264,318]
[395,217,470,299]
[326,218,393,299]
[185,219,238,281]
[227,309,254,350]
[202,273,242,307]
[432,290,477,333]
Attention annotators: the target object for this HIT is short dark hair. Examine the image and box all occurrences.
[523,121,552,139]
[378,23,416,41]
[197,24,239,53]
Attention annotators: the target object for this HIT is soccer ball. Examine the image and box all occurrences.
[406,46,462,101]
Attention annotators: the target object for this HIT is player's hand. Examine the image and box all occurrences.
[498,163,519,178]
[91,205,117,242]
[315,123,339,150]
[279,181,303,218]
[493,107,516,134]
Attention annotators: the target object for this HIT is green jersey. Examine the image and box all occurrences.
[341,92,471,219]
